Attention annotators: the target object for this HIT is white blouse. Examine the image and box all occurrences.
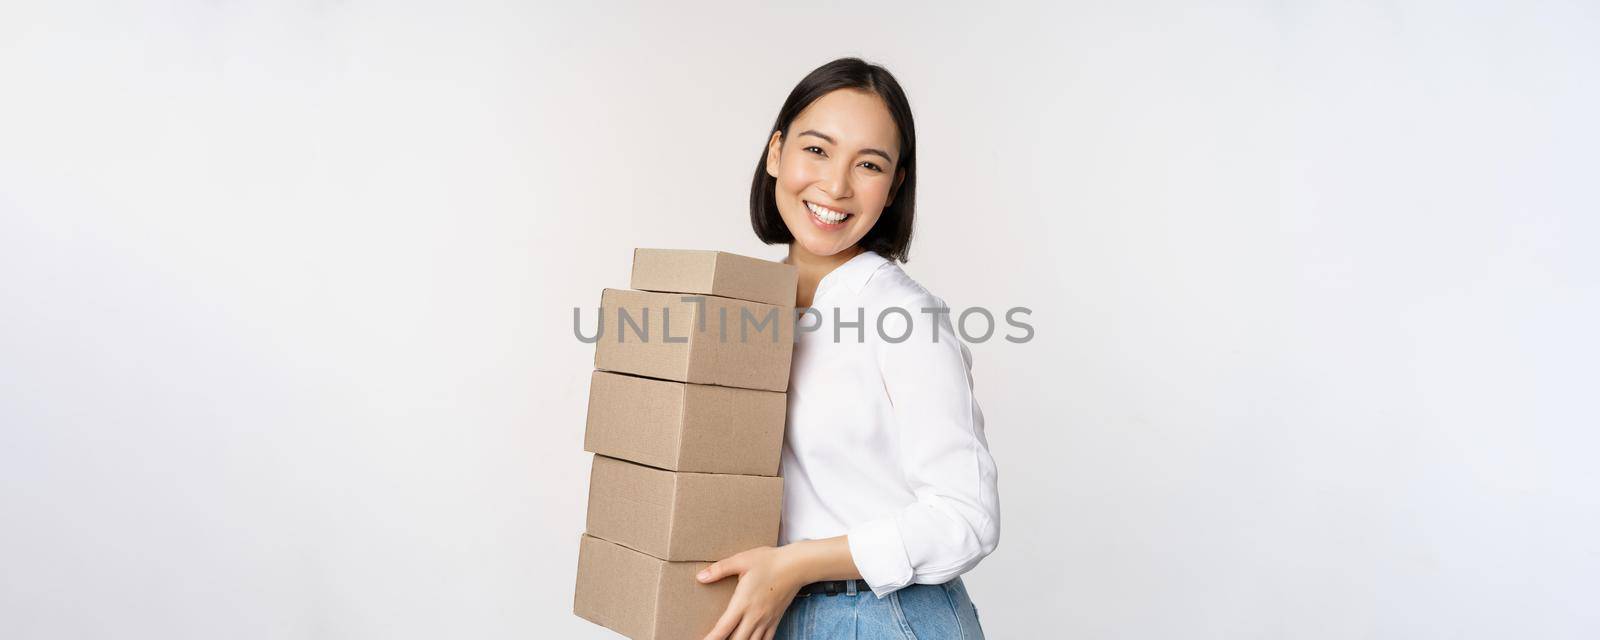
[778,250,1001,599]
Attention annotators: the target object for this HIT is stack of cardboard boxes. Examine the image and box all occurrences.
[574,249,798,640]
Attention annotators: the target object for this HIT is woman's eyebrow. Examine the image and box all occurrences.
[797,129,895,164]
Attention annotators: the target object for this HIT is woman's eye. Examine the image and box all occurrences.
[802,145,880,172]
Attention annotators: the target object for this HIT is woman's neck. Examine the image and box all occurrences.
[789,244,864,308]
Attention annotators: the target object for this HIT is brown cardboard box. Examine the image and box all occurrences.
[630,248,798,307]
[584,371,786,477]
[585,454,782,561]
[594,288,794,393]
[573,533,735,640]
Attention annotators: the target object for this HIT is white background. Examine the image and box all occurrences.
[2,2,1596,638]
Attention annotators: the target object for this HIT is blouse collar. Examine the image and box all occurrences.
[783,249,889,300]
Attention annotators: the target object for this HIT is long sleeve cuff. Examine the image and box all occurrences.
[847,516,915,598]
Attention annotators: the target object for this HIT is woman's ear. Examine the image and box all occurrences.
[886,167,906,205]
[765,131,783,179]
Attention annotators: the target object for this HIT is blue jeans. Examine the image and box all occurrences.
[773,577,985,639]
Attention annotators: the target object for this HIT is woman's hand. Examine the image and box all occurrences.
[697,545,804,640]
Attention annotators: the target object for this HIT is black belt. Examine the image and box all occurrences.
[796,579,872,597]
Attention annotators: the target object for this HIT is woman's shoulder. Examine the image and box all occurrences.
[860,256,946,310]
[859,255,975,366]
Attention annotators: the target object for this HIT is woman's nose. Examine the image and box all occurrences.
[820,159,852,199]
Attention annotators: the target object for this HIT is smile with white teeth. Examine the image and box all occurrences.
[806,201,851,224]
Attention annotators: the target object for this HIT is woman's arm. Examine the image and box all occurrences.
[695,536,860,640]
[846,291,1001,597]
[782,535,862,582]
[697,292,1000,638]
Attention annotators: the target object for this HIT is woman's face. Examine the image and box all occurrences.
[766,88,905,259]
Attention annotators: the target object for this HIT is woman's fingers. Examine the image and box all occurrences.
[702,602,743,640]
[696,546,790,640]
[698,553,745,584]
[731,614,760,640]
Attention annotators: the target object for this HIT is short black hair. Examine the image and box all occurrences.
[749,57,917,263]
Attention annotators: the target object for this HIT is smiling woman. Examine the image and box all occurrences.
[749,59,918,282]
[695,58,998,640]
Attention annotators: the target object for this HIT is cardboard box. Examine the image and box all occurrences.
[631,248,798,307]
[585,454,782,561]
[584,371,786,477]
[595,288,794,393]
[573,533,735,640]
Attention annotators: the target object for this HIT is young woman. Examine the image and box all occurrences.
[693,58,1000,640]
